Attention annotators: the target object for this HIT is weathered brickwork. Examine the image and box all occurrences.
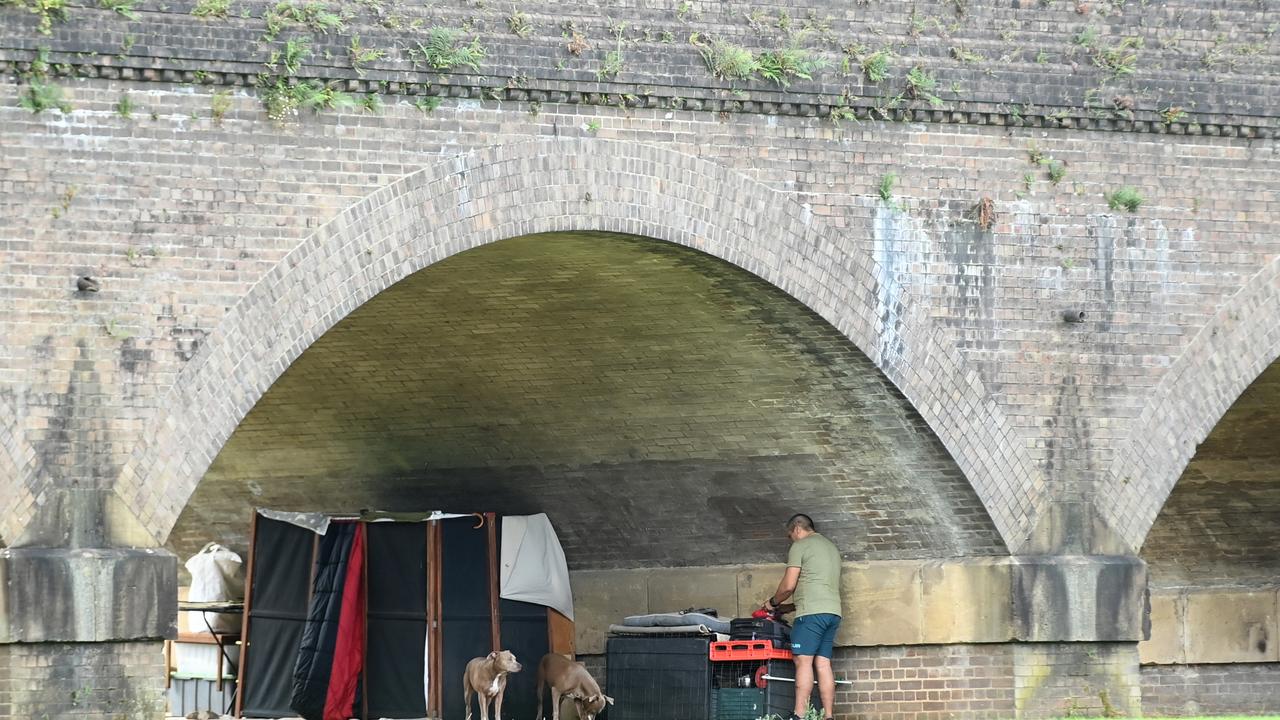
[591,642,1139,720]
[0,640,166,719]
[0,1,1278,558]
[1141,355,1280,587]
[0,60,1276,555]
[1141,662,1280,716]
[172,232,1006,570]
[1,1,1279,716]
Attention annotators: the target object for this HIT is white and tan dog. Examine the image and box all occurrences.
[535,653,614,720]
[463,649,523,720]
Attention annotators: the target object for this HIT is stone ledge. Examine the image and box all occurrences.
[1141,585,1280,665]
[0,547,177,643]
[571,555,1147,655]
[0,53,1273,139]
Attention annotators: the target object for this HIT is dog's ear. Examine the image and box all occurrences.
[604,695,615,706]
[487,651,497,659]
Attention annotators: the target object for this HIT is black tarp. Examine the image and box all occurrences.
[240,516,315,718]
[441,517,492,720]
[239,512,550,720]
[366,522,429,718]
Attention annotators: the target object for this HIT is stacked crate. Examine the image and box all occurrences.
[710,640,812,720]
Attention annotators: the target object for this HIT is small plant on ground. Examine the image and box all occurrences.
[597,42,623,80]
[348,34,384,75]
[268,36,310,74]
[1093,36,1142,77]
[565,27,589,56]
[262,1,345,41]
[192,0,231,18]
[411,27,485,71]
[258,77,355,121]
[115,92,135,118]
[19,78,71,113]
[905,65,942,107]
[970,196,996,230]
[877,173,896,205]
[7,0,68,35]
[1073,26,1099,50]
[1045,159,1067,185]
[860,48,891,83]
[1159,105,1186,125]
[693,34,757,82]
[210,89,232,124]
[98,0,137,19]
[756,34,828,87]
[828,101,857,127]
[1106,186,1143,212]
[1027,142,1046,165]
[950,46,984,63]
[413,95,442,113]
[507,10,531,37]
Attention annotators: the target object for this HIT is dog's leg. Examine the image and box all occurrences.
[495,684,506,720]
[550,689,562,720]
[479,689,491,720]
[463,677,474,720]
[535,665,546,720]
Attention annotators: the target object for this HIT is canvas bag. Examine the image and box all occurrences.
[184,542,245,633]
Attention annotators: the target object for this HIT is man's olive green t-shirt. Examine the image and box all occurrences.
[786,532,843,618]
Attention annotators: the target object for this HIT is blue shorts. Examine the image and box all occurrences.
[791,613,841,658]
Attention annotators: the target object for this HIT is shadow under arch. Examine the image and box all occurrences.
[1101,254,1280,550]
[111,138,1042,550]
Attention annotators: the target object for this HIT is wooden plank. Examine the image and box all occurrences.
[233,510,259,719]
[486,512,500,652]
[547,608,576,657]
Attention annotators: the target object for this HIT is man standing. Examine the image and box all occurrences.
[760,514,842,720]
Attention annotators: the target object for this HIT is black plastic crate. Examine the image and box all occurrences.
[606,636,713,720]
[712,659,810,720]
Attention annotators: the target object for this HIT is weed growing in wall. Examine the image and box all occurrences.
[1106,186,1143,212]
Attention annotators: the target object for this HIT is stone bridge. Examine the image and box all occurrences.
[1,0,1278,717]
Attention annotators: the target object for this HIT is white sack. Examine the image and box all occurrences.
[184,542,244,634]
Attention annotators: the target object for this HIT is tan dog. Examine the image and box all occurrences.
[535,653,614,720]
[463,650,523,720]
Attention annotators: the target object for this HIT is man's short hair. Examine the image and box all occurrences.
[786,513,815,532]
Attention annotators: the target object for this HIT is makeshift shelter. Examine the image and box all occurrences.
[235,510,575,720]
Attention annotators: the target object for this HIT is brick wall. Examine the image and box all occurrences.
[1142,662,1280,716]
[3,75,1277,552]
[171,232,1005,570]
[1142,363,1280,587]
[0,641,166,719]
[595,641,1142,720]
[0,1,1277,556]
[833,644,1016,719]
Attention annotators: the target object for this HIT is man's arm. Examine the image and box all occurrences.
[765,566,801,608]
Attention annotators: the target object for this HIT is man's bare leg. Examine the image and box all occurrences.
[793,654,815,718]
[814,656,836,718]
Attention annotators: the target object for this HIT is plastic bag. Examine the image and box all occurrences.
[184,542,245,634]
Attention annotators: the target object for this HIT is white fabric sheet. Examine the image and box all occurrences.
[499,513,574,620]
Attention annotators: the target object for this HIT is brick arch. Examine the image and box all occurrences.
[113,138,1041,549]
[1100,255,1280,550]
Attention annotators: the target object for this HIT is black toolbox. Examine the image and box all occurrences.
[728,618,790,645]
